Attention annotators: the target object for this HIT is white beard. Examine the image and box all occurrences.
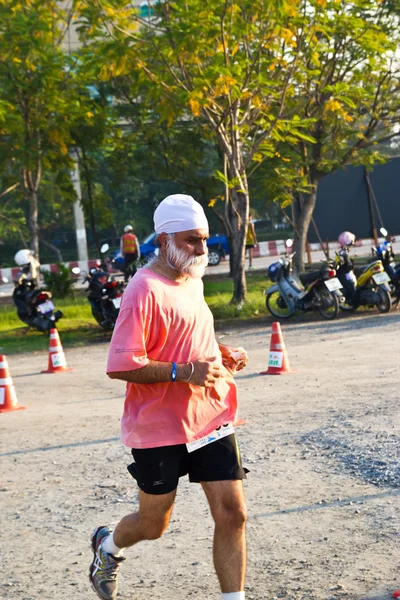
[165,236,208,279]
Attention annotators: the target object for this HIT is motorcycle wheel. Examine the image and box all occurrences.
[266,292,293,318]
[375,286,391,313]
[316,288,339,320]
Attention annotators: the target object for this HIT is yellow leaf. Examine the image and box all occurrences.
[208,195,223,207]
[325,98,341,112]
[189,98,201,117]
[343,112,353,123]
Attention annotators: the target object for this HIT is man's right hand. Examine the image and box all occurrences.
[190,357,221,388]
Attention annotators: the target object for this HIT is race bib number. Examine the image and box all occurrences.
[186,423,234,453]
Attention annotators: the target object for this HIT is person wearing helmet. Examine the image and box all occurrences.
[120,225,140,283]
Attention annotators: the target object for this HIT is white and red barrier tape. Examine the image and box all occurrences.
[0,235,397,281]
[0,259,100,283]
[253,235,397,258]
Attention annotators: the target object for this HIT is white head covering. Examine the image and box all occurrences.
[154,194,209,234]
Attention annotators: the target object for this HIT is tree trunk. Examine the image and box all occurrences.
[28,188,39,258]
[228,187,248,305]
[28,186,40,286]
[293,184,319,273]
[229,224,247,304]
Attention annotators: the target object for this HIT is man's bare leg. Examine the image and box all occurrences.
[201,480,247,593]
[114,489,177,547]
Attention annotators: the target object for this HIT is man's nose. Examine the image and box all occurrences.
[195,240,208,255]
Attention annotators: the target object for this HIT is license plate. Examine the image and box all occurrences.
[112,297,121,309]
[372,271,390,284]
[325,277,343,291]
[37,300,55,314]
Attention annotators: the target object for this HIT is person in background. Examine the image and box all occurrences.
[89,194,249,600]
[245,215,257,269]
[120,225,140,283]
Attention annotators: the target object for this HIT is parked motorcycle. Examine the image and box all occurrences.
[371,227,400,307]
[335,233,391,313]
[264,240,342,320]
[72,245,124,330]
[12,249,63,332]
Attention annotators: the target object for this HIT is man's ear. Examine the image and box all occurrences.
[158,232,168,249]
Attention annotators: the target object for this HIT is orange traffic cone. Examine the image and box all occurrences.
[0,355,26,413]
[41,329,73,374]
[260,322,294,375]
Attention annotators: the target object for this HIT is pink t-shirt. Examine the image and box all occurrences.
[107,268,238,449]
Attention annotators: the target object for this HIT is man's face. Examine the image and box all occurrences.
[161,229,209,278]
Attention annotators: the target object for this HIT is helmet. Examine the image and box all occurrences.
[338,231,355,247]
[124,225,133,233]
[268,262,279,282]
[14,249,34,266]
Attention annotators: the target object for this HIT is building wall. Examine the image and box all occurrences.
[308,157,400,242]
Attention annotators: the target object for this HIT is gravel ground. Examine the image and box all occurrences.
[1,309,399,600]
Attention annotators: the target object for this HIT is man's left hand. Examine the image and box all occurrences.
[219,344,248,372]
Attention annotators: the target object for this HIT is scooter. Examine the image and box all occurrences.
[264,240,342,320]
[12,260,63,332]
[372,227,400,307]
[72,244,124,331]
[335,244,392,313]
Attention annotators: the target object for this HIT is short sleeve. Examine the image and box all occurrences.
[106,307,150,373]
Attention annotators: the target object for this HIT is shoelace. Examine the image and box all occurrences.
[94,549,119,580]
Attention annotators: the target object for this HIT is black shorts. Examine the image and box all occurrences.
[128,434,247,495]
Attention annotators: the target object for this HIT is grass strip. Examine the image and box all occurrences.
[0,272,268,355]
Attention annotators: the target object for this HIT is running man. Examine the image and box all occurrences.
[89,194,249,600]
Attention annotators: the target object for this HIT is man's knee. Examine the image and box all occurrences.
[214,502,247,530]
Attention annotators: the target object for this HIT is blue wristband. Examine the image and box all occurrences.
[171,362,177,382]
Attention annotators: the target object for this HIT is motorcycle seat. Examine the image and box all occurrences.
[300,270,321,285]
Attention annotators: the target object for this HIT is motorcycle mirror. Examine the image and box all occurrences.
[100,243,109,254]
[1,277,9,283]
[286,239,294,248]
[380,227,388,236]
[71,267,81,275]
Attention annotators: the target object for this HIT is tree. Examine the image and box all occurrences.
[0,1,87,264]
[273,0,400,271]
[77,0,309,303]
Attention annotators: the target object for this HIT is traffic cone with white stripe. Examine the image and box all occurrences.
[260,321,294,375]
[41,328,73,374]
[0,355,26,413]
